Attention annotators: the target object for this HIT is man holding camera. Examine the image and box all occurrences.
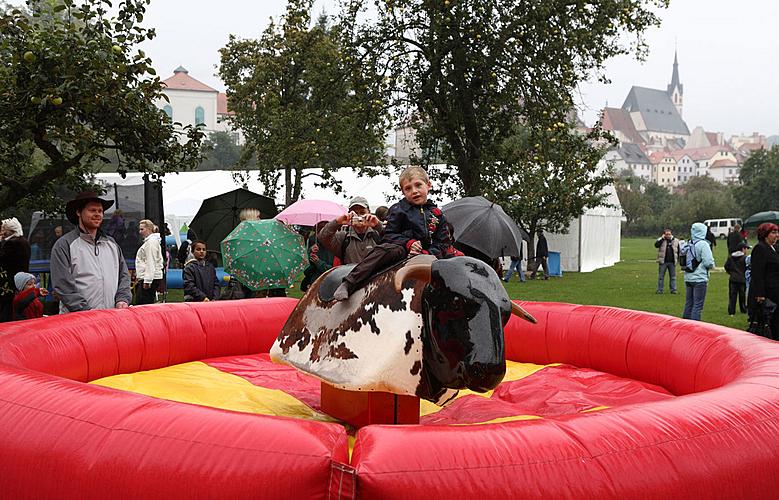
[318,196,383,265]
[655,228,680,294]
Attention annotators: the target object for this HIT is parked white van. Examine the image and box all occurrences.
[704,218,743,239]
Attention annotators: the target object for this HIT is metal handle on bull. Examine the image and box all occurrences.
[394,262,537,324]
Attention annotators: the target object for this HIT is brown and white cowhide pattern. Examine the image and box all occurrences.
[270,256,450,402]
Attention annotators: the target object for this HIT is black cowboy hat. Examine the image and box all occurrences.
[65,191,114,224]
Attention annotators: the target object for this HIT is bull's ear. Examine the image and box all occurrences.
[511,301,537,324]
[394,263,432,293]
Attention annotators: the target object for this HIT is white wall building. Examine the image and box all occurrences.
[156,66,242,144]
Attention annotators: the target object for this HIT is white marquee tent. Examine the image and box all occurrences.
[543,183,622,273]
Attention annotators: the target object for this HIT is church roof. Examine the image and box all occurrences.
[162,67,218,93]
[601,107,644,144]
[621,86,689,136]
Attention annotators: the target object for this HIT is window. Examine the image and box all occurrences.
[719,221,727,228]
[195,106,205,126]
[163,105,173,119]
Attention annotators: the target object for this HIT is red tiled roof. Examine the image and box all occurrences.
[162,69,218,93]
[601,107,644,145]
[217,93,234,115]
[649,151,673,164]
[710,159,738,168]
[675,145,734,161]
[705,132,719,146]
[739,142,764,151]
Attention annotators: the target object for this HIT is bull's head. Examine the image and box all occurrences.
[395,256,535,399]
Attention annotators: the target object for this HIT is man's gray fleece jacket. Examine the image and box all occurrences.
[51,228,132,313]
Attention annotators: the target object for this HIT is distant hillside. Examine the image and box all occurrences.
[767,136,779,147]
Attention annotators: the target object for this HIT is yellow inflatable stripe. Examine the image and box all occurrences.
[91,361,336,423]
[452,414,542,425]
[581,405,609,413]
[419,361,559,417]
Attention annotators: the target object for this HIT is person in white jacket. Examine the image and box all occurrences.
[135,219,164,305]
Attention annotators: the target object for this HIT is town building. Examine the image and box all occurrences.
[156,66,239,144]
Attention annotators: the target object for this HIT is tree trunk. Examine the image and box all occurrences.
[284,166,293,206]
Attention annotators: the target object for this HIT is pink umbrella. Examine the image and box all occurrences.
[274,199,348,226]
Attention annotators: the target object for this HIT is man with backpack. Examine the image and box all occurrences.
[681,222,716,321]
[654,228,680,294]
[319,196,383,266]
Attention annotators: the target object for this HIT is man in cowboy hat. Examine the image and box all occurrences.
[50,192,132,313]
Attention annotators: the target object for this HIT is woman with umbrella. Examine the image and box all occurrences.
[748,223,779,340]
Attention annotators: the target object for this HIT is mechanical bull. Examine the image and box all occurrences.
[270,255,536,404]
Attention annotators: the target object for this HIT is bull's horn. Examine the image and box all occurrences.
[394,263,432,293]
[511,301,537,324]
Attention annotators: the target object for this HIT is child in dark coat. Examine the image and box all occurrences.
[183,240,220,302]
[333,166,452,300]
[724,242,750,315]
[12,272,47,320]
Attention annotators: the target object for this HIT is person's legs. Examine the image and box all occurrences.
[541,257,549,279]
[518,261,526,282]
[690,282,708,321]
[682,282,694,319]
[737,283,747,313]
[727,281,738,315]
[137,280,160,305]
[334,243,406,300]
[668,264,677,293]
[504,261,516,282]
[656,264,666,293]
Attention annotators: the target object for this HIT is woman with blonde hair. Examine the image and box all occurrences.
[135,219,163,305]
[239,208,261,222]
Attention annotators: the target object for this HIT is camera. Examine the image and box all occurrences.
[350,214,366,224]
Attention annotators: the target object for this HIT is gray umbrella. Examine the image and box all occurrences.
[442,196,528,259]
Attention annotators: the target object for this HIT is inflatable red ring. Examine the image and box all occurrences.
[1,298,778,499]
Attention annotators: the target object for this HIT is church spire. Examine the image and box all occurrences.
[667,49,683,117]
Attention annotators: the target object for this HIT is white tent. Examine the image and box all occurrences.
[544,183,622,273]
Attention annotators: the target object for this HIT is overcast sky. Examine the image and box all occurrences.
[11,1,779,136]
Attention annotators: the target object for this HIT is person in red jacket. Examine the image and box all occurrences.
[12,272,47,320]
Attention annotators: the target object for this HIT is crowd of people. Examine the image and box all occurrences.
[652,221,779,340]
[2,168,778,348]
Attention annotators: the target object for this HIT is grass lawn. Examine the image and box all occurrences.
[166,236,747,330]
[502,236,746,330]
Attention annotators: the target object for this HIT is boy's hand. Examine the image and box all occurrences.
[39,288,49,297]
[409,241,423,255]
[365,214,380,228]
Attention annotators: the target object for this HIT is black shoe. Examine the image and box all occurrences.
[332,282,350,301]
[670,290,677,294]
[656,290,663,294]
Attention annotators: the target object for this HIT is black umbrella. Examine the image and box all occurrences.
[442,196,528,259]
[189,188,278,254]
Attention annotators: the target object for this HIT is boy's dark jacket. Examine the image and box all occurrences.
[183,259,220,301]
[724,251,747,284]
[13,287,43,320]
[382,199,451,258]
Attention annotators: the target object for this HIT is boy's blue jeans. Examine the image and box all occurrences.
[683,281,708,321]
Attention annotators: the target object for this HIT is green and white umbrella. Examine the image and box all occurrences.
[743,211,779,229]
[221,220,307,291]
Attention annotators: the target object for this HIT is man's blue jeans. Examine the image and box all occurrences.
[504,259,525,282]
[683,281,708,321]
[657,262,676,293]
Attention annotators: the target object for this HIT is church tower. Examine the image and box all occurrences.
[667,50,683,117]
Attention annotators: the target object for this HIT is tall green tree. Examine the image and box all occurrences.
[663,175,739,232]
[341,0,667,197]
[219,0,390,205]
[199,131,243,170]
[615,170,650,232]
[491,122,615,258]
[733,146,779,216]
[0,0,204,212]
